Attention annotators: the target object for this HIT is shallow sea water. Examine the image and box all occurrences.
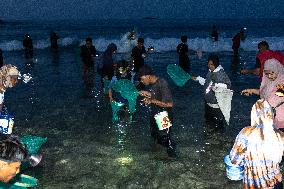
[3,48,272,189]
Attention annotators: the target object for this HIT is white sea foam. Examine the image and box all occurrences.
[0,36,284,52]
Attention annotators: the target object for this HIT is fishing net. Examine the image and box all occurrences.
[215,87,233,125]
[111,79,139,123]
[103,79,110,94]
[20,135,47,155]
[167,64,191,87]
[20,135,47,170]
[110,101,124,122]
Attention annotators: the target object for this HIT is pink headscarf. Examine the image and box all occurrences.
[260,59,284,128]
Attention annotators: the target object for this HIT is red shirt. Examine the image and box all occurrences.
[257,50,284,80]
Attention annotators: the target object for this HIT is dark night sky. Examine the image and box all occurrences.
[0,0,283,20]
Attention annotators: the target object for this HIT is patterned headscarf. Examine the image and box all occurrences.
[249,99,283,161]
[0,64,19,93]
[251,99,274,130]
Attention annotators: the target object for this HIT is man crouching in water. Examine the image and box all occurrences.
[137,65,177,160]
[0,134,28,183]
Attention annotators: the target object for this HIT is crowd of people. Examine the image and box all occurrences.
[0,27,284,188]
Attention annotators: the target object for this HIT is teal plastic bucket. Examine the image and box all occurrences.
[224,155,244,181]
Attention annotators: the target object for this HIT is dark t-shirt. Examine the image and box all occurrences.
[80,45,96,65]
[23,38,33,49]
[131,46,146,72]
[176,43,188,58]
[149,78,173,114]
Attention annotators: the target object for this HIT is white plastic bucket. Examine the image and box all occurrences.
[224,155,244,181]
[0,114,14,134]
[154,111,172,130]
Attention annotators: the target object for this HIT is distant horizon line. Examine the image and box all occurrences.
[1,17,284,22]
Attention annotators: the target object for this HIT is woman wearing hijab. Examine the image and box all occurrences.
[0,64,20,112]
[242,59,284,130]
[228,99,284,189]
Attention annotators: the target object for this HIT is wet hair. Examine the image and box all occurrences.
[258,41,269,50]
[136,65,154,79]
[181,35,187,43]
[85,37,93,43]
[107,43,117,52]
[116,59,129,69]
[208,54,220,68]
[137,38,144,43]
[0,134,28,163]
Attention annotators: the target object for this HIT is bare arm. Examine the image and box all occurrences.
[240,68,260,76]
[143,98,173,108]
[108,89,113,101]
[241,88,260,96]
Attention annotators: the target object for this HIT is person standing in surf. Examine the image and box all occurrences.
[177,35,190,73]
[192,54,231,130]
[232,28,246,57]
[23,34,33,59]
[80,37,97,82]
[138,65,177,159]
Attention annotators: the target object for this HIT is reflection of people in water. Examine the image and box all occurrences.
[211,25,218,42]
[50,32,59,49]
[23,34,33,59]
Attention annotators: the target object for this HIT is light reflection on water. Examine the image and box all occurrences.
[3,49,264,188]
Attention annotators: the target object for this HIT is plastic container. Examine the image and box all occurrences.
[154,111,172,130]
[224,155,244,181]
[0,114,14,134]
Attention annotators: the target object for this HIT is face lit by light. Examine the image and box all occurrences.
[86,41,92,48]
[0,161,21,183]
[10,76,18,87]
[118,67,127,74]
[140,75,150,85]
[208,60,216,71]
[264,70,277,81]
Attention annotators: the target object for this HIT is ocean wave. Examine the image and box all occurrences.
[0,36,284,52]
